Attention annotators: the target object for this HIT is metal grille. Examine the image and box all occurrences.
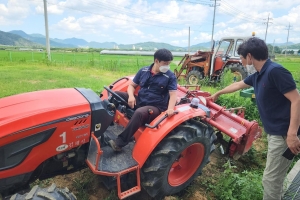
[283,171,300,200]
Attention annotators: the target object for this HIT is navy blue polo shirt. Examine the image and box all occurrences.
[244,59,299,136]
[133,64,177,111]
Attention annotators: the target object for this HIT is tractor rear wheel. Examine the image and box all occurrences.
[7,184,77,200]
[186,70,204,85]
[141,121,213,199]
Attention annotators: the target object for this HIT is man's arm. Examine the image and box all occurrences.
[166,91,177,116]
[284,89,300,154]
[209,80,250,102]
[127,81,138,109]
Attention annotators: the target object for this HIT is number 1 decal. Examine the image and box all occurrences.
[60,132,66,143]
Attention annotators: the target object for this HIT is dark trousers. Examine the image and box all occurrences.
[114,91,161,147]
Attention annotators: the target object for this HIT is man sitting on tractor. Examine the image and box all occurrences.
[108,48,178,151]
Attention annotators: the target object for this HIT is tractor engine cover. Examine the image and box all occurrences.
[0,88,114,193]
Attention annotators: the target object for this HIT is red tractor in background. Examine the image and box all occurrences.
[0,76,262,200]
[175,34,255,85]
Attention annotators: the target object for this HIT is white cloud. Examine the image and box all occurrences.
[194,33,211,43]
[0,0,29,25]
[124,28,143,36]
[35,4,64,15]
[160,29,193,37]
[53,16,81,31]
[1,0,300,45]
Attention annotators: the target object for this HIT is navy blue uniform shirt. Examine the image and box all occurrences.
[133,64,177,111]
[244,59,299,136]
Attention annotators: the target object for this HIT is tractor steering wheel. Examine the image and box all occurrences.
[104,86,131,108]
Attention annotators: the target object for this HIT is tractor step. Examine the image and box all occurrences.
[86,125,141,200]
[87,125,138,173]
[97,142,138,173]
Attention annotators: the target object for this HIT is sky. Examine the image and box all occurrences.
[0,0,300,47]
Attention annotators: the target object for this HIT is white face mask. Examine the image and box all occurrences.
[246,57,256,75]
[159,65,170,73]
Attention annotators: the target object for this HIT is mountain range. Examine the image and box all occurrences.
[0,30,299,50]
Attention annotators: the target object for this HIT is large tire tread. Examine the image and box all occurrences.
[7,183,76,200]
[186,70,204,85]
[227,63,248,79]
[141,120,214,199]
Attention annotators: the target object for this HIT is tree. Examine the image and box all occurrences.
[274,46,281,54]
[267,44,273,54]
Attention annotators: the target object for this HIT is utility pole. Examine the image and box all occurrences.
[263,13,272,42]
[272,39,275,55]
[285,23,292,57]
[43,0,51,61]
[188,26,190,55]
[210,0,220,49]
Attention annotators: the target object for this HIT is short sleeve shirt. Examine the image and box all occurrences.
[133,63,177,111]
[244,59,299,135]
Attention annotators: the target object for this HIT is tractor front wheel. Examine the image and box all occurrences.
[141,121,213,199]
[186,70,204,85]
[228,63,248,80]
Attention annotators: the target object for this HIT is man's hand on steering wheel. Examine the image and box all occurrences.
[104,86,131,108]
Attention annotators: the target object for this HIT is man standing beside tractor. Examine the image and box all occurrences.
[209,37,300,200]
[108,48,177,151]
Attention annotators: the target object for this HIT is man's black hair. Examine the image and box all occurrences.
[154,48,173,62]
[237,37,268,60]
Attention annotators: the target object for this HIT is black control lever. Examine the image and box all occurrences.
[145,111,179,129]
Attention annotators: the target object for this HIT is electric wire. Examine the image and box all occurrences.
[29,0,212,32]
[28,0,299,37]
[85,0,202,24]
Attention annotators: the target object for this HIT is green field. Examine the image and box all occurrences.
[0,51,299,200]
[0,50,185,97]
[0,50,299,98]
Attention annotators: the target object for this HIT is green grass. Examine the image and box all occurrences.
[0,63,125,98]
[0,53,299,199]
[0,50,182,98]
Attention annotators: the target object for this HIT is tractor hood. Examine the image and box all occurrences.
[0,88,91,139]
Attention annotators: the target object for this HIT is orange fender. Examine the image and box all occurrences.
[132,104,207,167]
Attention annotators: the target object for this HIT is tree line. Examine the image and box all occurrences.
[267,44,300,55]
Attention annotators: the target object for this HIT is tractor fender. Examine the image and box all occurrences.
[132,104,207,167]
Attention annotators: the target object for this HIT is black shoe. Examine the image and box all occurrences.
[108,140,122,152]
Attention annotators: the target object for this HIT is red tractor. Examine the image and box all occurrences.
[175,35,255,85]
[0,76,262,199]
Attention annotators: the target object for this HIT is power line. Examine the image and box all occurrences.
[37,0,212,32]
[30,0,299,40]
[175,0,212,6]
[86,0,196,24]
[217,6,262,23]
[221,0,264,22]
